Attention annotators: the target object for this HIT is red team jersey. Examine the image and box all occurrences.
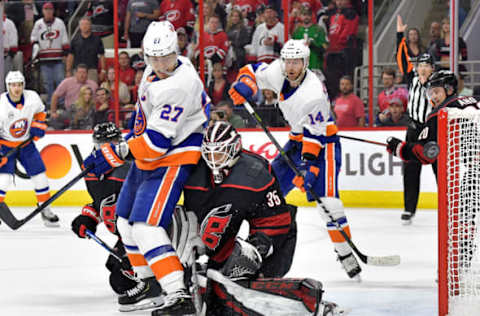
[159,0,196,31]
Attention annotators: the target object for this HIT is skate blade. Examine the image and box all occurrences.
[401,219,412,226]
[42,221,60,228]
[118,296,164,312]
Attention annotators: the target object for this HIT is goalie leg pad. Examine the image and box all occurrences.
[207,269,324,315]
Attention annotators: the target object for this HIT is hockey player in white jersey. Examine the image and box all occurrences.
[229,39,362,280]
[0,71,59,227]
[82,21,208,315]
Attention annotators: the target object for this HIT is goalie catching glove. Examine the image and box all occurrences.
[83,141,129,177]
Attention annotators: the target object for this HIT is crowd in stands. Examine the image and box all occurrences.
[1,0,473,130]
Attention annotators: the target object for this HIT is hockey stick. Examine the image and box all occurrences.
[85,229,124,263]
[190,247,203,316]
[0,166,93,230]
[243,101,400,266]
[338,135,387,147]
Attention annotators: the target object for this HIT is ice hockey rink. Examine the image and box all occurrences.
[0,206,438,316]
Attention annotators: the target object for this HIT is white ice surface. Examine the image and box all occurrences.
[0,207,438,316]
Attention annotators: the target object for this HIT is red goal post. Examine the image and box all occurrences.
[438,107,480,316]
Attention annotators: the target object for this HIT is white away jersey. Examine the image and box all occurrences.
[0,90,45,144]
[254,60,333,137]
[3,18,18,55]
[30,17,70,61]
[250,22,285,63]
[130,56,208,169]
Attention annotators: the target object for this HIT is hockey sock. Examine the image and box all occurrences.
[117,217,154,279]
[31,173,51,203]
[131,222,185,294]
[318,197,353,256]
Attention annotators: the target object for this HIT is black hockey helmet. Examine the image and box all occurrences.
[92,122,122,145]
[414,53,434,66]
[427,70,458,96]
[201,121,242,183]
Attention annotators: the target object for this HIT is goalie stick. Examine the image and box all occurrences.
[243,101,400,266]
[0,166,93,230]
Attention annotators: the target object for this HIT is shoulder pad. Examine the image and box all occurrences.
[224,153,274,191]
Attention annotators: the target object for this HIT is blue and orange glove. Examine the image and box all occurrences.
[83,142,125,177]
[0,156,7,168]
[30,120,47,140]
[228,74,258,105]
[292,164,320,192]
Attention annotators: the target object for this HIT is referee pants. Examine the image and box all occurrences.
[403,123,438,215]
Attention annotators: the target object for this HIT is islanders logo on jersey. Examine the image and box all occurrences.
[9,118,29,138]
[134,100,146,136]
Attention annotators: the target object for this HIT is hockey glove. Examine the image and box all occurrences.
[228,75,258,105]
[292,165,320,192]
[83,142,127,177]
[0,156,7,168]
[71,204,101,238]
[386,137,406,158]
[30,120,47,140]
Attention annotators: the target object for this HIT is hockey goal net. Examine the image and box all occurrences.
[438,107,480,316]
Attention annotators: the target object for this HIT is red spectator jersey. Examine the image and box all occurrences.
[378,86,408,112]
[289,0,323,16]
[159,0,195,31]
[326,5,359,52]
[119,67,135,86]
[198,30,229,64]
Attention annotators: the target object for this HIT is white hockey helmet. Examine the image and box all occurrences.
[5,71,25,92]
[143,21,178,58]
[280,39,310,81]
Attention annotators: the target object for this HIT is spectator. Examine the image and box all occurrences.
[249,5,284,64]
[20,0,35,47]
[207,62,229,105]
[196,15,229,78]
[159,0,195,37]
[427,21,441,49]
[87,0,114,49]
[377,68,408,113]
[288,0,304,35]
[101,67,131,105]
[292,6,328,76]
[396,15,426,83]
[375,97,410,127]
[130,69,143,102]
[124,0,160,48]
[118,51,135,87]
[30,2,70,109]
[93,87,113,125]
[458,74,473,97]
[231,0,258,29]
[257,89,287,127]
[226,9,250,72]
[50,64,99,122]
[429,17,468,70]
[66,17,106,83]
[3,14,20,79]
[211,100,246,128]
[177,27,193,58]
[69,86,96,129]
[324,0,359,99]
[333,75,365,127]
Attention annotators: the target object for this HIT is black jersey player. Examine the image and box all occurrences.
[183,121,343,316]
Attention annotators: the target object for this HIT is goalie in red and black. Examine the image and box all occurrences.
[71,123,160,312]
[183,121,343,316]
[386,70,479,165]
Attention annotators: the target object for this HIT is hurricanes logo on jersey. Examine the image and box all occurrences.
[41,30,60,41]
[166,10,181,22]
[9,119,28,138]
[134,102,146,136]
[200,204,233,251]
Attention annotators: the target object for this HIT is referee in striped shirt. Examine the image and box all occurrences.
[396,47,435,224]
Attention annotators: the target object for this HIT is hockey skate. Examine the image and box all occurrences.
[151,289,195,316]
[118,277,164,312]
[338,252,362,281]
[41,207,60,227]
[401,211,415,225]
[317,300,349,316]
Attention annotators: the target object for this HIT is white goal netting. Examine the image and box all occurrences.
[444,107,480,316]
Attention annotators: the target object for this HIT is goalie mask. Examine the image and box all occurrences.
[202,121,242,183]
[93,122,122,150]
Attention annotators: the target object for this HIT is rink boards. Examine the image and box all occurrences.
[5,129,438,208]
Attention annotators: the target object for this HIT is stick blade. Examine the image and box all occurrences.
[0,202,23,230]
[367,255,401,266]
